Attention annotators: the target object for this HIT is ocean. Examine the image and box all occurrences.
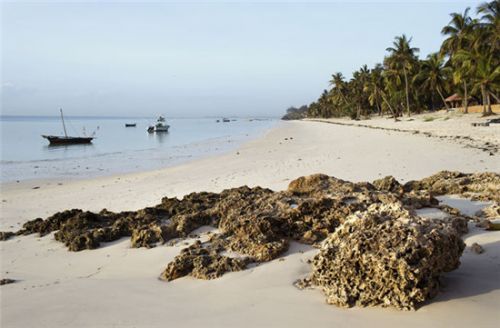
[0,116,277,182]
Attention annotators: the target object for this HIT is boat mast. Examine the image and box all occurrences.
[60,108,68,137]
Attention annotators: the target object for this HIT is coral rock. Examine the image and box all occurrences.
[160,241,249,281]
[310,203,465,310]
[0,231,15,241]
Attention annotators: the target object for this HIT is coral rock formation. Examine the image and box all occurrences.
[309,203,465,310]
[2,170,498,310]
[160,241,249,281]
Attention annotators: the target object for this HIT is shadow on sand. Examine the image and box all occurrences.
[431,235,500,305]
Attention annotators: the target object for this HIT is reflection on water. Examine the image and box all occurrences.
[148,131,169,144]
[45,143,96,150]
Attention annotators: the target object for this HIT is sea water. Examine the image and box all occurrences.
[0,116,277,182]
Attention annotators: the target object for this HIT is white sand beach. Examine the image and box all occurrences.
[1,118,499,327]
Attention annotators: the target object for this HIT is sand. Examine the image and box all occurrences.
[306,110,500,153]
[1,119,499,327]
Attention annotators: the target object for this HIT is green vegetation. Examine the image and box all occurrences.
[281,105,309,120]
[298,1,499,120]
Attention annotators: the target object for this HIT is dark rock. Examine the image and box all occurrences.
[0,231,15,241]
[0,278,16,285]
[160,241,250,281]
[404,171,500,202]
[372,176,403,193]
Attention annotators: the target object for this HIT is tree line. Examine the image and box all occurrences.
[298,1,499,120]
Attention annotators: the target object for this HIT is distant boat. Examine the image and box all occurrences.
[222,118,230,123]
[42,109,94,145]
[125,123,137,127]
[148,116,170,133]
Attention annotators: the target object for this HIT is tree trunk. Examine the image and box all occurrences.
[463,81,468,114]
[381,93,397,121]
[489,91,500,104]
[340,92,349,105]
[437,87,450,111]
[486,91,493,115]
[481,84,487,116]
[403,68,411,117]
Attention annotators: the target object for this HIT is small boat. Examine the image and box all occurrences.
[42,109,94,145]
[222,118,230,123]
[125,123,137,127]
[148,116,170,133]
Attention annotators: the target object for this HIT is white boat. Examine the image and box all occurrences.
[148,116,170,133]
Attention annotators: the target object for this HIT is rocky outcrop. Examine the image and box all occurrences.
[160,241,250,281]
[404,171,500,202]
[4,170,498,309]
[373,176,403,193]
[309,203,465,310]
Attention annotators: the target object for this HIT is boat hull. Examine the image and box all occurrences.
[42,135,93,145]
[147,125,170,133]
[155,126,169,132]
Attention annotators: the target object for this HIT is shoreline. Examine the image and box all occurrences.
[1,118,499,327]
[1,118,499,230]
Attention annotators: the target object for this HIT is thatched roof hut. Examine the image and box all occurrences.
[444,94,463,108]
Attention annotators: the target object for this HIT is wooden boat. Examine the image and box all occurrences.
[42,135,94,145]
[42,109,94,145]
[125,123,137,127]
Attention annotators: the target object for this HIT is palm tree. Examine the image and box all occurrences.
[477,1,500,103]
[441,7,474,113]
[350,65,370,119]
[385,35,420,116]
[441,7,473,56]
[414,53,452,110]
[382,67,406,119]
[455,48,499,115]
[329,72,349,105]
[477,1,500,33]
[364,64,385,115]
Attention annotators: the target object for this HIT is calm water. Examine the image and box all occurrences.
[0,116,277,182]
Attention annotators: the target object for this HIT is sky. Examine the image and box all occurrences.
[1,0,482,117]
